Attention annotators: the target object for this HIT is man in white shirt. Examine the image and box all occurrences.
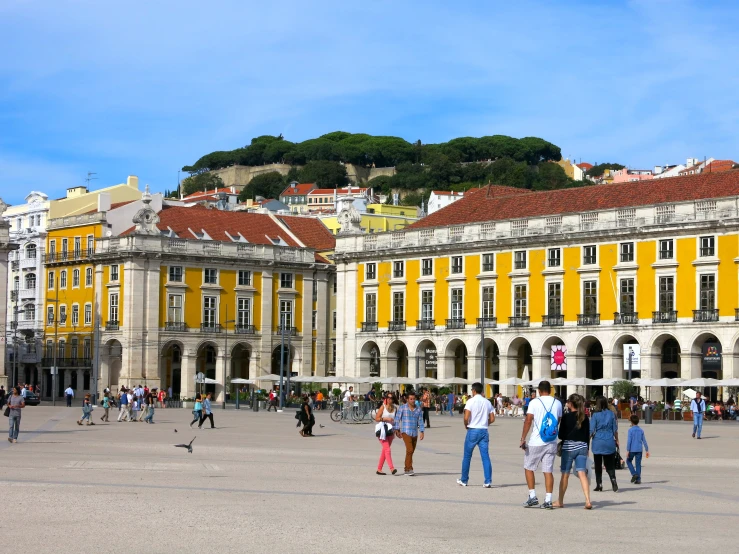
[690,392,706,439]
[457,382,495,488]
[65,386,75,407]
[520,380,562,510]
[343,387,354,403]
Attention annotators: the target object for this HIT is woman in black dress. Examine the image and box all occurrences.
[300,394,315,437]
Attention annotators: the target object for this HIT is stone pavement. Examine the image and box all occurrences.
[1,406,737,552]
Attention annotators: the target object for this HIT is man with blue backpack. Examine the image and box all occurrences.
[519,381,562,510]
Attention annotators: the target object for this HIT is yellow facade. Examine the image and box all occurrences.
[320,206,419,235]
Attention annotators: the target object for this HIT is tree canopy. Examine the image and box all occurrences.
[586,162,625,177]
[179,172,225,197]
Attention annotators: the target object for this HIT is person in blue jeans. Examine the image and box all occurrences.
[626,414,650,484]
[690,392,706,439]
[448,392,455,416]
[457,383,495,488]
[553,394,591,509]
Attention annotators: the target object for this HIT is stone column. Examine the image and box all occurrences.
[257,269,273,379]
[215,349,226,403]
[181,352,196,399]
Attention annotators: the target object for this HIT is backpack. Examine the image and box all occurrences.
[536,398,559,443]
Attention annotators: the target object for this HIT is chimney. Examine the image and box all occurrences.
[127,175,139,189]
[653,165,663,175]
[98,192,111,212]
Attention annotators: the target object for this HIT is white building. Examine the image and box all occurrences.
[427,190,464,215]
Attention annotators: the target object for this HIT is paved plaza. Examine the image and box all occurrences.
[1,406,737,552]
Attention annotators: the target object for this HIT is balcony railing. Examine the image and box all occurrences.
[614,312,639,325]
[542,314,564,327]
[693,309,718,323]
[41,357,92,368]
[509,316,530,328]
[619,253,634,263]
[652,310,677,324]
[105,320,119,331]
[514,261,527,270]
[388,320,406,332]
[699,247,715,257]
[577,313,600,326]
[446,318,465,330]
[361,322,378,332]
[164,322,188,332]
[235,324,256,334]
[416,319,436,331]
[476,317,497,329]
[275,325,297,336]
[43,251,91,263]
[736,308,739,322]
[201,323,223,333]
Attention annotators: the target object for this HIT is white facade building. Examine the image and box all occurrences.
[427,191,464,215]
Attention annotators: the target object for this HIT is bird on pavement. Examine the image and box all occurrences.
[174,437,196,453]
[319,424,325,428]
[174,429,178,433]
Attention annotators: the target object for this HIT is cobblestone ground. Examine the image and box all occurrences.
[1,406,736,552]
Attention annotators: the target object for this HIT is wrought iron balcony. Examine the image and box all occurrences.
[509,316,530,328]
[542,314,564,327]
[201,323,223,333]
[577,313,600,326]
[476,317,497,329]
[361,322,378,332]
[693,309,718,323]
[614,312,638,325]
[699,247,715,257]
[275,325,297,336]
[105,320,119,331]
[652,310,677,324]
[41,357,92,368]
[235,324,256,334]
[445,318,465,330]
[164,322,188,332]
[416,319,436,331]
[388,320,406,332]
[735,308,739,322]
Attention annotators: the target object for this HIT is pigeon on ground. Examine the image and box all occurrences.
[174,437,196,453]
[319,424,325,428]
[174,429,178,433]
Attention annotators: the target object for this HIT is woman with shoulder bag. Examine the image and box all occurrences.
[591,396,619,492]
[190,393,203,428]
[553,394,592,509]
[375,393,398,475]
[7,386,25,443]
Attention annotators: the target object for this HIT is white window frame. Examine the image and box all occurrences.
[204,268,218,285]
[109,293,119,323]
[238,270,252,286]
[84,303,92,325]
[169,266,183,283]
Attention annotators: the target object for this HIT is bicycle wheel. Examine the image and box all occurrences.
[330,408,341,422]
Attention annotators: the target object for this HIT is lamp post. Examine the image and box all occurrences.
[278,313,285,412]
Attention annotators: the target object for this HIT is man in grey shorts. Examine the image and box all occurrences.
[519,381,562,510]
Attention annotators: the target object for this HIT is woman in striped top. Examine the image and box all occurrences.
[553,394,592,509]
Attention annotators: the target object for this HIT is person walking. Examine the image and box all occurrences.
[199,392,215,429]
[144,390,156,423]
[0,386,6,410]
[77,395,95,426]
[131,397,141,422]
[117,388,129,422]
[553,394,591,509]
[591,396,619,492]
[299,394,314,437]
[421,388,432,429]
[457,382,495,488]
[190,393,203,428]
[520,381,562,510]
[7,386,25,443]
[394,390,425,476]
[64,385,74,407]
[691,392,706,439]
[626,414,649,484]
[447,391,455,417]
[267,390,278,412]
[375,392,398,475]
[100,392,111,422]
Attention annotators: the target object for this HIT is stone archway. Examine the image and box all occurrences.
[197,343,218,396]
[444,339,468,381]
[691,333,722,401]
[650,333,681,403]
[415,339,438,379]
[386,340,409,378]
[103,339,123,391]
[359,341,381,378]
[160,341,184,398]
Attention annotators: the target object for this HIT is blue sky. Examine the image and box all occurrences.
[2,0,739,204]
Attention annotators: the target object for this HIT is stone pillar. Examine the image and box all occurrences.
[685,352,702,380]
[215,350,226,403]
[531,354,546,381]
[257,269,273,379]
[467,355,482,383]
[181,352,196,399]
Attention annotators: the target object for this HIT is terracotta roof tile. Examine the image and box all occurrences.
[275,215,336,251]
[407,170,739,230]
[183,187,235,200]
[432,190,465,196]
[309,187,367,195]
[280,183,315,196]
[577,162,593,170]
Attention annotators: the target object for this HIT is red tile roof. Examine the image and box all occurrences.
[309,186,367,195]
[183,187,236,200]
[432,190,465,196]
[706,160,737,173]
[577,162,593,170]
[280,183,315,196]
[407,170,739,230]
[276,215,336,251]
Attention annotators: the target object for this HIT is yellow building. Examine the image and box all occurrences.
[320,204,419,235]
[334,173,739,400]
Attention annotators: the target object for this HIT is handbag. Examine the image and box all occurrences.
[556,441,563,457]
[3,406,9,417]
[614,448,626,470]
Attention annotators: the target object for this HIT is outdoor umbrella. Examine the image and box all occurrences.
[680,378,721,387]
[559,377,595,386]
[718,378,739,386]
[230,378,254,385]
[497,377,526,386]
[439,377,474,385]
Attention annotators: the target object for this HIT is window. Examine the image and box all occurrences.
[110,265,119,281]
[279,300,293,328]
[514,251,526,270]
[203,296,217,326]
[70,338,78,360]
[83,338,91,359]
[58,339,65,358]
[109,293,119,323]
[547,248,561,268]
[392,292,404,322]
[168,294,183,322]
[583,245,597,265]
[514,285,527,317]
[169,266,183,282]
[59,305,67,325]
[451,256,463,274]
[26,244,36,259]
[366,293,377,323]
[87,235,94,257]
[333,311,337,330]
[620,242,634,263]
[25,273,36,289]
[86,268,93,287]
[366,263,377,280]
[700,236,715,257]
[583,281,597,314]
[547,283,561,315]
[47,306,54,325]
[13,276,19,291]
[421,290,433,320]
[70,305,78,326]
[620,278,635,313]
[60,270,67,289]
[421,258,433,276]
[49,240,55,257]
[482,253,494,272]
[72,269,80,287]
[482,287,495,319]
[74,237,81,257]
[451,288,463,319]
[84,304,92,325]
[658,277,674,312]
[699,274,716,310]
[204,268,217,284]
[45,340,53,358]
[48,271,54,289]
[658,239,674,260]
[333,277,337,294]
[24,304,34,321]
[61,238,68,257]
[280,272,293,289]
[237,297,251,326]
[238,270,252,286]
[393,261,404,278]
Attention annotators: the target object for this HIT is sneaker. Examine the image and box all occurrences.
[635,479,642,485]
[631,475,637,483]
[456,479,468,487]
[405,471,415,476]
[391,469,398,475]
[483,483,492,488]
[540,501,554,510]
[523,496,539,508]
